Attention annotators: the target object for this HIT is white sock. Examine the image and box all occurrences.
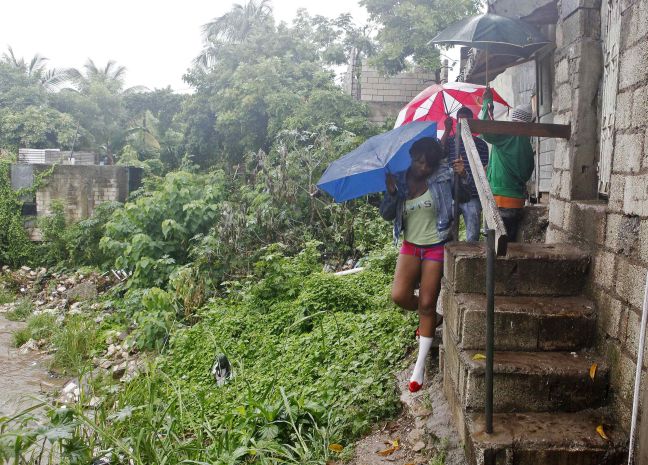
[410,336,433,385]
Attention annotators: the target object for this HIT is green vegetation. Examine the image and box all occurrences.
[4,298,33,321]
[0,1,479,462]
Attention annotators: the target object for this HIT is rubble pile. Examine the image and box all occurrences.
[0,265,117,319]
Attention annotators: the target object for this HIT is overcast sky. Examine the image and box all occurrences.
[0,0,369,92]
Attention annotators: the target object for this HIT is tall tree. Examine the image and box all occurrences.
[360,0,482,74]
[2,46,75,91]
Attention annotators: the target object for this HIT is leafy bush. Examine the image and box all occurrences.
[65,201,122,267]
[38,200,69,266]
[0,160,34,267]
[132,287,176,351]
[100,170,226,288]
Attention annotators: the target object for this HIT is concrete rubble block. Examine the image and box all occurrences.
[457,347,609,413]
[465,411,627,465]
[444,242,590,296]
[65,282,98,301]
[449,293,596,352]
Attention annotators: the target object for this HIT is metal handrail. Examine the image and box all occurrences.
[459,120,508,255]
[458,119,507,436]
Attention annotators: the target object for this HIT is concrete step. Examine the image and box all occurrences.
[443,292,597,351]
[443,336,608,413]
[464,411,627,465]
[444,242,590,296]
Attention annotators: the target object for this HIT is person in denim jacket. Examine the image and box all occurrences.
[379,137,463,392]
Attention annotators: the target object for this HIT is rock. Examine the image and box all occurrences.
[56,286,66,293]
[99,359,113,369]
[65,282,97,301]
[59,381,80,403]
[19,339,39,354]
[412,441,426,452]
[112,361,128,379]
[106,344,117,357]
[20,266,31,272]
[408,428,425,443]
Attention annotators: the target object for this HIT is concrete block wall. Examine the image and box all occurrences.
[546,0,648,457]
[32,164,139,223]
[344,62,439,124]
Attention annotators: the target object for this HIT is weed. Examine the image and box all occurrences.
[12,312,57,347]
[51,315,98,375]
[5,298,33,321]
[0,287,14,305]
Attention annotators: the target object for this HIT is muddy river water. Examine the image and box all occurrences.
[0,315,64,417]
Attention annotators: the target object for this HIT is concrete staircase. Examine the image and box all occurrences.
[440,242,627,465]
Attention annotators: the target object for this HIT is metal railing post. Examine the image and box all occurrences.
[485,228,496,434]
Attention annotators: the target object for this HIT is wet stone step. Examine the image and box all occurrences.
[444,337,609,414]
[444,242,590,296]
[464,411,627,465]
[442,292,597,351]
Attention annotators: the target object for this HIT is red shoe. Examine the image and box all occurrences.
[409,380,422,393]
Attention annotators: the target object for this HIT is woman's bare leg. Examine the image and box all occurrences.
[391,254,421,311]
[417,260,443,337]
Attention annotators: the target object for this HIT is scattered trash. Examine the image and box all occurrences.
[472,353,486,361]
[377,439,400,456]
[328,444,344,452]
[211,354,233,386]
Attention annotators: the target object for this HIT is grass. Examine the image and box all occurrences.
[5,298,33,321]
[12,312,57,347]
[0,288,14,305]
[51,315,99,375]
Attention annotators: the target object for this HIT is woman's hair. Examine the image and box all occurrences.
[409,137,443,173]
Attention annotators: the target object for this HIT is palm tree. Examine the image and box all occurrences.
[195,0,274,67]
[2,46,75,91]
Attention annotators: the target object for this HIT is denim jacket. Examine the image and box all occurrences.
[379,164,457,245]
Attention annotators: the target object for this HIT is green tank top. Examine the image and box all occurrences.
[403,190,440,246]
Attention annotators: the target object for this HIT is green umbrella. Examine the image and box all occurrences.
[430,13,551,80]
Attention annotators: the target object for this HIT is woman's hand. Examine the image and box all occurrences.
[385,173,397,195]
[452,158,466,177]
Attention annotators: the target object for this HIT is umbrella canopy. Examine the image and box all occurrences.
[429,13,551,58]
[394,82,510,133]
[317,122,437,203]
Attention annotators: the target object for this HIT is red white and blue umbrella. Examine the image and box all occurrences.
[394,82,510,135]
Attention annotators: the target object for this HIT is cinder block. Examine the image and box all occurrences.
[448,336,609,413]
[615,257,646,310]
[591,250,617,291]
[631,86,648,129]
[619,41,648,90]
[447,293,596,352]
[444,243,590,296]
[615,90,634,131]
[548,196,566,229]
[613,133,644,173]
[623,173,648,216]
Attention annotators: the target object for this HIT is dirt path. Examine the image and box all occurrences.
[0,315,63,417]
[348,347,465,465]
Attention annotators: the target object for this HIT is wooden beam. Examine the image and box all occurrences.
[466,118,571,140]
[461,122,508,256]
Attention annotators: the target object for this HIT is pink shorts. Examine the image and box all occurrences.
[400,240,445,262]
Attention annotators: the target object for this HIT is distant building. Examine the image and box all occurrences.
[343,55,443,124]
[10,148,142,237]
